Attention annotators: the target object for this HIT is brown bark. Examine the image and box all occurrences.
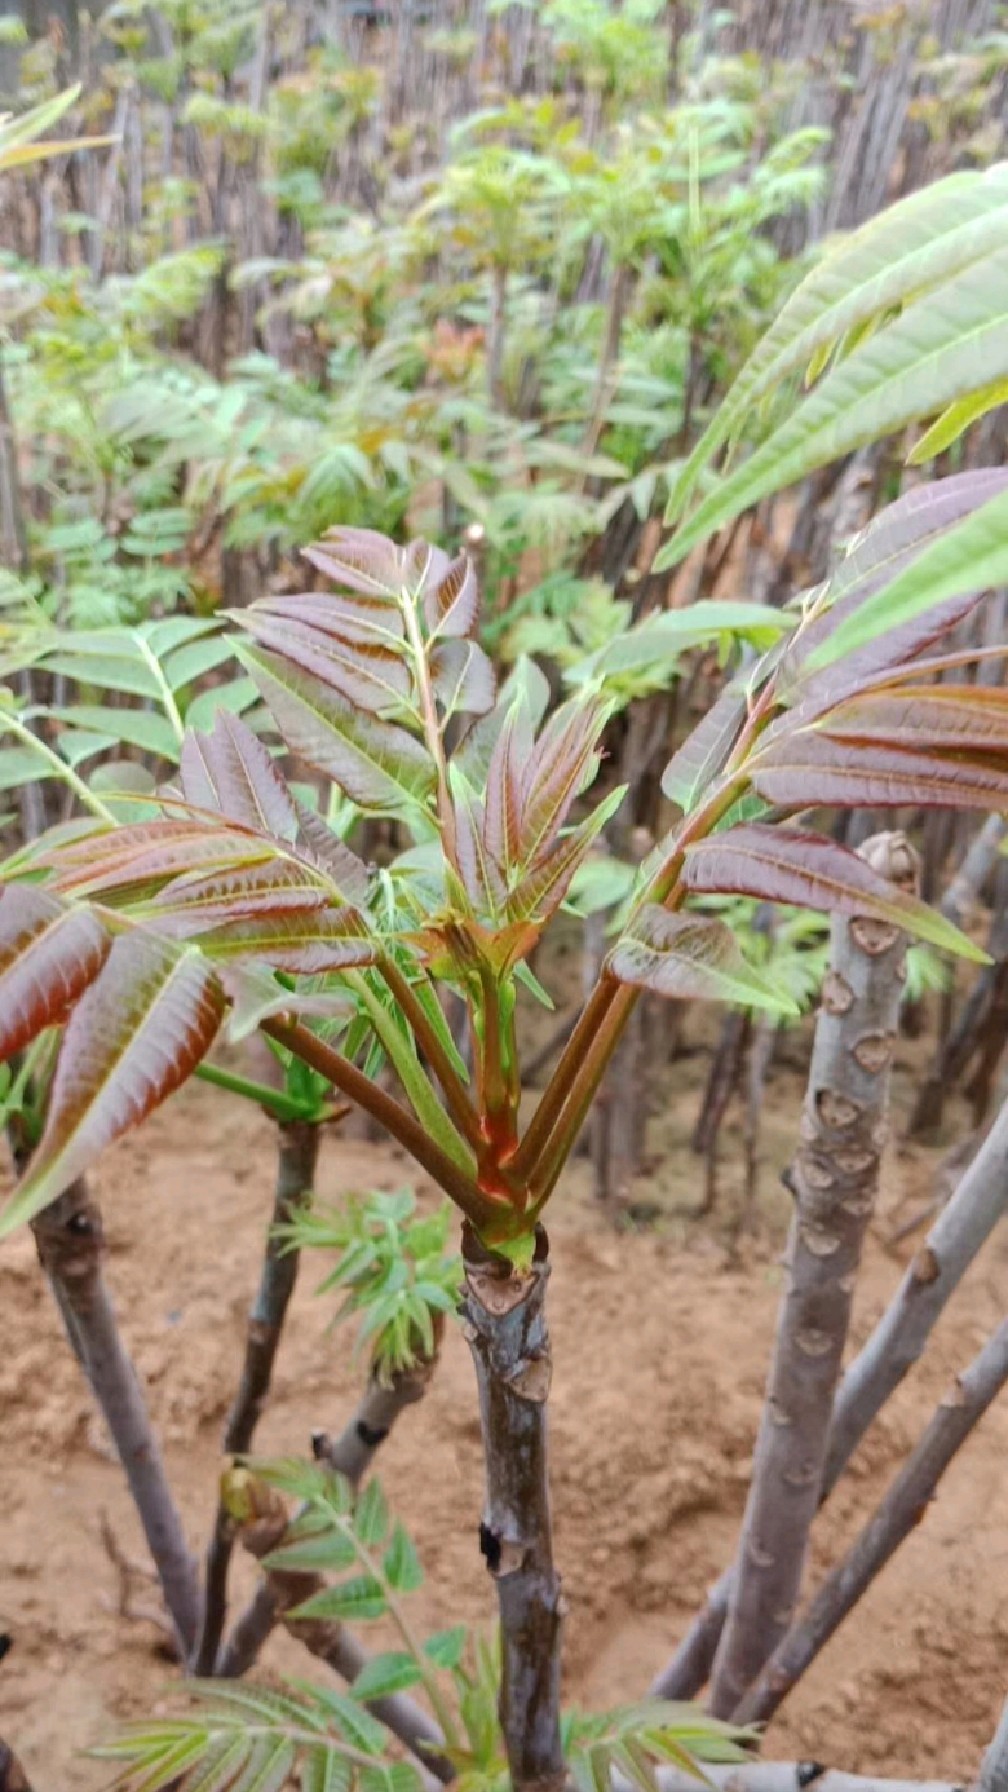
[461,1225,564,1792]
[194,1118,320,1672]
[31,1179,201,1658]
[709,835,916,1716]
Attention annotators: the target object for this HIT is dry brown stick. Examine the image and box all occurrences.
[739,1012,776,1245]
[216,1357,436,1678]
[97,1508,174,1643]
[30,1178,202,1658]
[461,1224,564,1792]
[194,1118,321,1673]
[693,1010,752,1216]
[708,833,916,1716]
[733,1316,1008,1725]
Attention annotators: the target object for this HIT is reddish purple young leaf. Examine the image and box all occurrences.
[505,787,626,933]
[292,798,371,906]
[749,731,1008,812]
[0,886,110,1063]
[46,819,277,902]
[195,905,375,973]
[422,552,479,640]
[453,785,506,912]
[405,537,452,597]
[429,638,495,719]
[236,610,413,714]
[517,696,609,868]
[138,858,332,937]
[180,712,299,842]
[780,472,1008,719]
[238,642,436,815]
[814,686,1008,756]
[661,681,749,813]
[175,713,372,908]
[483,703,528,878]
[683,822,987,958]
[242,591,404,648]
[455,658,551,792]
[786,586,998,721]
[301,528,405,602]
[0,932,226,1236]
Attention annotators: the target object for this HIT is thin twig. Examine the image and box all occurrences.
[97,1509,174,1644]
[31,1178,201,1659]
[194,1118,320,1673]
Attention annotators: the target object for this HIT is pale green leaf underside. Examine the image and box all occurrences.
[660,236,1008,569]
[666,165,1008,535]
[805,484,1008,670]
[609,906,798,1015]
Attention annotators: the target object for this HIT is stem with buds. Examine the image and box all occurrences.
[194,1117,321,1673]
[217,1356,438,1679]
[709,834,916,1715]
[461,1224,564,1792]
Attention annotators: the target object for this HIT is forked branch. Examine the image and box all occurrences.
[734,1316,1008,1725]
[654,1046,1008,1704]
[194,1117,321,1673]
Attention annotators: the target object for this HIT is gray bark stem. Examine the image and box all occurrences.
[822,1087,1008,1489]
[462,1225,565,1792]
[194,1118,320,1673]
[648,1771,963,1792]
[653,1071,1008,1702]
[31,1180,201,1658]
[216,1358,435,1678]
[734,1317,1008,1726]
[709,834,916,1717]
[976,1694,1008,1792]
[0,1740,32,1792]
